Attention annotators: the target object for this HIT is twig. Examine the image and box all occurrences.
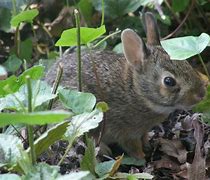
[198,54,210,79]
[162,0,196,40]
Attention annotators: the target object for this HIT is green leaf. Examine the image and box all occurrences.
[0,111,72,127]
[3,54,22,73]
[95,160,115,177]
[23,163,59,180]
[0,65,44,97]
[11,9,39,27]
[0,7,12,32]
[193,85,210,113]
[0,134,22,167]
[172,0,190,12]
[65,109,103,139]
[55,25,106,46]
[77,0,93,24]
[161,33,210,60]
[19,66,44,84]
[113,42,123,54]
[80,137,97,175]
[59,89,96,114]
[91,0,144,19]
[0,174,21,180]
[19,38,33,61]
[32,121,69,157]
[57,171,90,180]
[0,81,56,111]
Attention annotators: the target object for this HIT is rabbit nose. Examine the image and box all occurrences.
[194,89,206,102]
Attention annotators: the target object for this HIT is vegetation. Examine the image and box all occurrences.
[0,0,210,179]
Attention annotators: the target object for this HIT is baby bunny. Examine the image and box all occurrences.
[45,12,207,158]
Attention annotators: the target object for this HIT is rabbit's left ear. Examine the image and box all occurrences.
[121,29,148,67]
[143,12,160,46]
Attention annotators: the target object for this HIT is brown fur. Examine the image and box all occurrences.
[45,13,207,158]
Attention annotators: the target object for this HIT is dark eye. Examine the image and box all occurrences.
[164,77,176,87]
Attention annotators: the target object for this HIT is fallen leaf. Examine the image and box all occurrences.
[160,138,187,163]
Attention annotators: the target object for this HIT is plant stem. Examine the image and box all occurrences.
[93,29,121,48]
[198,54,210,79]
[12,0,17,15]
[74,9,82,91]
[101,0,105,26]
[66,0,69,7]
[57,137,75,166]
[48,63,63,110]
[26,76,36,165]
[15,25,20,58]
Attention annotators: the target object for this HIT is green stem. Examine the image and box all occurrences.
[66,0,69,7]
[23,59,27,71]
[57,137,75,166]
[12,0,17,15]
[93,30,121,48]
[101,0,105,26]
[15,25,20,58]
[74,9,82,91]
[198,54,210,79]
[48,63,63,110]
[26,76,36,165]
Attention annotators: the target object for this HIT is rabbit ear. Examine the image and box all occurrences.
[143,12,160,46]
[121,29,148,66]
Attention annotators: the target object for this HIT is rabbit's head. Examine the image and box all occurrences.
[121,12,208,114]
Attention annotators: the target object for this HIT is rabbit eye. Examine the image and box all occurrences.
[164,77,176,87]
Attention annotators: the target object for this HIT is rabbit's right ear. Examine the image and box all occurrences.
[121,29,148,66]
[143,12,160,46]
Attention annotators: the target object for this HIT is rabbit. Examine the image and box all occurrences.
[45,12,208,159]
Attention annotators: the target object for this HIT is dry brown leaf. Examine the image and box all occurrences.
[153,156,181,171]
[160,138,187,163]
[109,154,124,176]
[187,116,206,180]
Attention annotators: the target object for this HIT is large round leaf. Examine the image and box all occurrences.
[161,33,210,60]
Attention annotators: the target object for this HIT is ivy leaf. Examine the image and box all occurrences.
[0,65,44,97]
[95,160,115,178]
[3,54,22,73]
[65,109,103,139]
[0,81,56,111]
[55,25,106,46]
[161,33,210,60]
[59,89,96,114]
[11,9,39,27]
